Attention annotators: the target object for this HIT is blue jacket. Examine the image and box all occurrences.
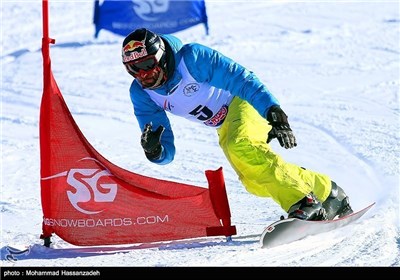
[129,34,279,165]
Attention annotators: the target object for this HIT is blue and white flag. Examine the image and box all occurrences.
[94,0,209,38]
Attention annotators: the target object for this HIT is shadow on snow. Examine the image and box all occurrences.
[1,235,259,261]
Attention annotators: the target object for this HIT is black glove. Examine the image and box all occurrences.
[266,105,297,149]
[141,123,165,160]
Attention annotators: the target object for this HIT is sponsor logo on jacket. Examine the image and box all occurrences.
[204,105,228,127]
[183,83,200,96]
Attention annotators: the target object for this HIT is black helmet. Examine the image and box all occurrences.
[122,28,170,89]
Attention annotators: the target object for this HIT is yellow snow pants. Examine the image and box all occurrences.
[217,97,332,212]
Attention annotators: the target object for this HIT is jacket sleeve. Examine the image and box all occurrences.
[129,82,175,165]
[182,43,280,118]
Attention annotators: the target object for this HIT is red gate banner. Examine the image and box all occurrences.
[39,0,236,246]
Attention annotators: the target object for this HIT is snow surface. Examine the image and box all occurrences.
[1,0,399,267]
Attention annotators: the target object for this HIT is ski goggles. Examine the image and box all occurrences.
[125,56,159,75]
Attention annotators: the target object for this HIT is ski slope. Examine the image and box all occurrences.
[1,0,399,267]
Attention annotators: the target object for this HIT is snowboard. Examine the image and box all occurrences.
[260,202,375,249]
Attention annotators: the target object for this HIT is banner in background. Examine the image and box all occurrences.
[94,0,209,38]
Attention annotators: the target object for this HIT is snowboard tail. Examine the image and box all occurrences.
[260,202,375,249]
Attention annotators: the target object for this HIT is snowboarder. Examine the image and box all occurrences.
[121,28,353,221]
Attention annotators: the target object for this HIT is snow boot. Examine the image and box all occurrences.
[322,181,354,220]
[287,192,327,221]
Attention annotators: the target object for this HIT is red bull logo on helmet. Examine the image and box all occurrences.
[122,40,148,63]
